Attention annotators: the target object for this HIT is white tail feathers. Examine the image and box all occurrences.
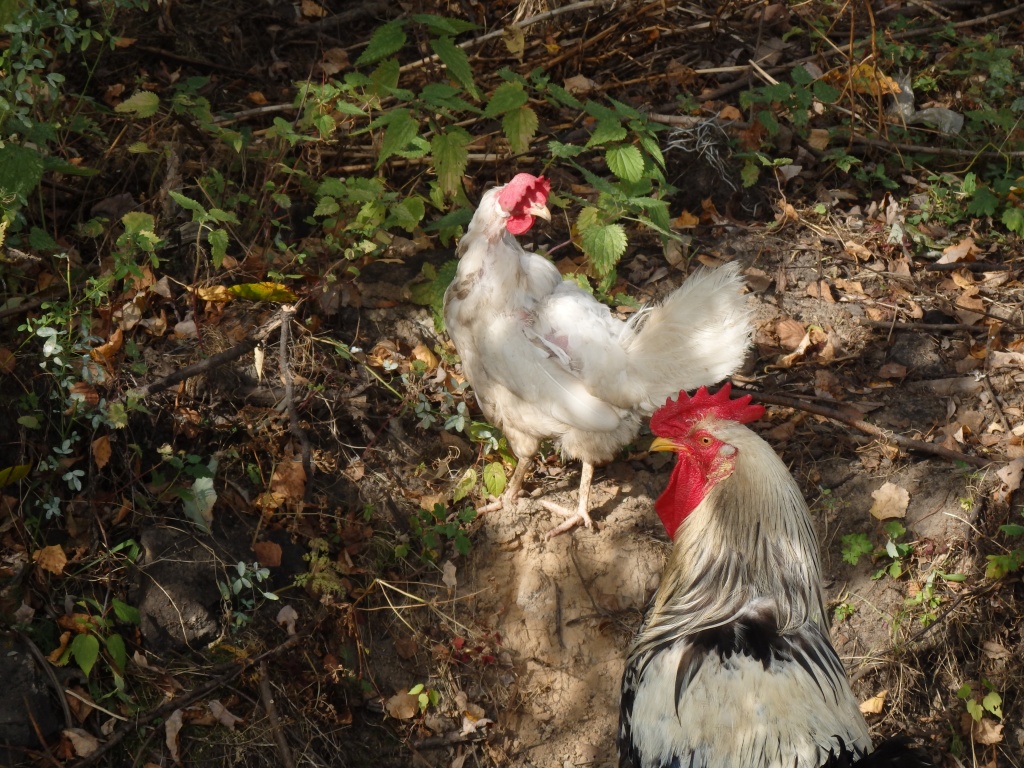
[623,262,751,412]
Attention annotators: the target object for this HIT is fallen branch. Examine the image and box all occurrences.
[258,660,295,768]
[752,391,992,469]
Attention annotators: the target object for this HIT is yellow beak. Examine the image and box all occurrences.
[526,202,551,221]
[649,436,677,453]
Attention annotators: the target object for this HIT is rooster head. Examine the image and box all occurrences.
[497,173,551,235]
[649,384,765,538]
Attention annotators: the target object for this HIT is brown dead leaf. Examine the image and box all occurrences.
[982,640,1011,660]
[385,692,420,720]
[859,689,887,715]
[342,458,365,482]
[869,482,909,520]
[877,362,907,379]
[807,280,835,303]
[776,318,806,351]
[665,59,695,87]
[564,74,599,94]
[69,382,100,408]
[937,236,980,265]
[92,435,112,470]
[971,716,1003,745]
[63,728,100,758]
[674,210,699,228]
[165,709,184,762]
[775,202,799,225]
[411,343,439,370]
[208,700,244,730]
[807,128,830,151]
[90,327,124,365]
[0,347,14,374]
[834,278,864,295]
[301,0,327,17]
[719,105,742,121]
[822,63,900,97]
[66,686,96,723]
[197,285,234,303]
[253,540,282,568]
[34,544,68,575]
[845,242,873,261]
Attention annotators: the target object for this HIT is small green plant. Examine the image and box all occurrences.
[985,511,1024,579]
[833,601,856,623]
[957,680,1003,724]
[219,561,279,630]
[52,597,141,699]
[408,682,440,714]
[294,538,350,600]
[399,503,477,561]
[840,521,914,578]
[904,570,942,626]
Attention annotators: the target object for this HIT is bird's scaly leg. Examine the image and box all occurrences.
[541,461,594,538]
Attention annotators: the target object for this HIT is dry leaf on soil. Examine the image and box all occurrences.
[859,689,887,715]
[385,692,420,720]
[869,482,909,520]
[34,544,68,575]
[253,540,282,567]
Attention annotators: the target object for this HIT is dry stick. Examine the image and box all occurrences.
[69,635,301,768]
[856,320,988,333]
[752,391,991,469]
[126,311,284,400]
[921,261,1013,272]
[278,305,314,498]
[258,660,296,768]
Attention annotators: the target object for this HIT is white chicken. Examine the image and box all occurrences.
[443,173,751,536]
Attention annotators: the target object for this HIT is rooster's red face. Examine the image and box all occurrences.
[650,429,736,539]
[497,173,551,235]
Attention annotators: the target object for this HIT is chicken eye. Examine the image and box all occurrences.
[699,435,713,446]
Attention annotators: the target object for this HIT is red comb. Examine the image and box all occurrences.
[650,383,764,436]
[497,173,550,212]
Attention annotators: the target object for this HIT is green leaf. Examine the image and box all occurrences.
[966,698,983,722]
[1001,205,1024,235]
[452,468,477,503]
[369,58,401,96]
[578,208,627,277]
[169,190,206,216]
[606,145,644,183]
[483,462,506,498]
[112,598,141,625]
[376,109,420,168]
[502,105,538,154]
[840,533,873,566]
[71,633,100,677]
[430,36,480,100]
[485,82,528,117]
[999,524,1024,536]
[115,91,160,118]
[421,83,477,113]
[105,633,127,674]
[586,118,627,148]
[0,143,45,200]
[431,128,471,197]
[356,20,406,66]
[966,185,999,217]
[208,228,229,267]
[548,140,585,159]
[982,690,1002,719]
[408,683,425,695]
[389,195,426,232]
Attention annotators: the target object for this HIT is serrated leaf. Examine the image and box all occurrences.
[208,228,229,267]
[376,109,420,168]
[966,186,999,217]
[548,140,585,159]
[1001,205,1024,234]
[314,197,340,217]
[421,83,477,113]
[0,144,44,201]
[544,82,583,109]
[369,58,401,95]
[586,118,627,148]
[71,633,100,677]
[606,145,644,183]
[579,216,627,277]
[389,195,425,232]
[484,82,528,117]
[115,90,160,118]
[502,105,538,154]
[356,20,406,66]
[453,468,477,502]
[431,128,471,197]
[483,462,506,498]
[430,36,480,100]
[228,282,298,302]
[169,190,205,215]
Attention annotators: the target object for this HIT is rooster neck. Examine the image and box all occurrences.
[657,426,827,628]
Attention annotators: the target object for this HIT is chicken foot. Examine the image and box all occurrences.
[541,461,594,539]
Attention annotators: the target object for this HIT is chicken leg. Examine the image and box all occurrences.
[540,461,594,538]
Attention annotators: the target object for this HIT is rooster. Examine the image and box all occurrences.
[618,384,931,768]
[443,173,751,536]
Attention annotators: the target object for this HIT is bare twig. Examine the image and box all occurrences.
[752,391,992,469]
[258,660,295,768]
[920,261,1013,272]
[857,319,988,334]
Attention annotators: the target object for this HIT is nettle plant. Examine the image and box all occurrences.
[294,14,677,282]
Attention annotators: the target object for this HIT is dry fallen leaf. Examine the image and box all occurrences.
[937,236,981,264]
[806,280,835,303]
[395,636,419,660]
[385,692,420,720]
[63,728,100,757]
[971,716,1003,745]
[859,689,887,715]
[877,362,907,379]
[165,709,184,762]
[442,560,458,589]
[252,540,282,568]
[92,435,112,470]
[869,482,910,520]
[674,210,699,228]
[208,700,244,730]
[34,544,68,575]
